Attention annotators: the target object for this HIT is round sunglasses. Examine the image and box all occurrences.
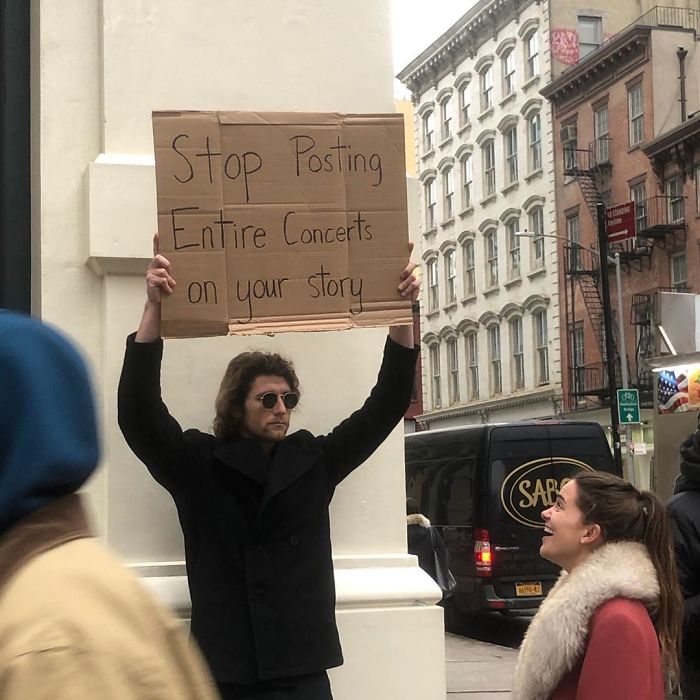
[256,392,299,410]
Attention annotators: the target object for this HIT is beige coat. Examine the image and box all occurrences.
[0,494,219,700]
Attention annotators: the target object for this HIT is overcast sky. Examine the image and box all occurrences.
[391,0,477,98]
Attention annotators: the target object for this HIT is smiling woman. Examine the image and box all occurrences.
[513,472,683,700]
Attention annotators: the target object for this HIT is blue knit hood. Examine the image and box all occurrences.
[0,311,99,533]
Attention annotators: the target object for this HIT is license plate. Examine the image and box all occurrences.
[515,582,543,597]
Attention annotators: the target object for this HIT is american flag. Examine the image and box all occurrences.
[658,370,689,413]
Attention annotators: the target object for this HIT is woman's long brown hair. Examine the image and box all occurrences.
[574,471,683,683]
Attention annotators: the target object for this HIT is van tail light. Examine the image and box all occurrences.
[474,528,493,577]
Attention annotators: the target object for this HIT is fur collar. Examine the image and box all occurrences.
[513,541,659,700]
[407,513,430,528]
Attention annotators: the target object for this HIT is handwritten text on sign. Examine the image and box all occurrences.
[152,111,412,338]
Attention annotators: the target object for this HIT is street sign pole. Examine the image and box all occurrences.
[597,202,623,475]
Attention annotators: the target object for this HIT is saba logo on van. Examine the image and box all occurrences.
[500,458,596,528]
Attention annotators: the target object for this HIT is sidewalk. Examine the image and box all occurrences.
[445,632,518,699]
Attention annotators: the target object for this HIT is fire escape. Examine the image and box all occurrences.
[563,140,687,409]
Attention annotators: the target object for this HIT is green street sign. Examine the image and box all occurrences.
[617,388,641,424]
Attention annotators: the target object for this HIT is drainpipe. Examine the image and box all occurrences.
[678,47,688,123]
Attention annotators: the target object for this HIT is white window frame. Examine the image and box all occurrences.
[485,230,499,288]
[480,65,493,112]
[488,325,502,396]
[594,105,609,164]
[578,16,602,59]
[630,182,647,233]
[461,154,473,209]
[482,140,496,197]
[566,212,581,271]
[671,252,687,290]
[442,167,454,220]
[525,31,539,79]
[440,97,452,141]
[427,257,439,311]
[463,239,476,297]
[447,337,460,405]
[628,83,644,147]
[510,317,525,390]
[530,206,545,270]
[505,127,518,184]
[422,111,434,152]
[507,219,521,280]
[444,248,457,304]
[534,310,549,385]
[502,49,516,96]
[429,344,441,409]
[425,178,436,230]
[466,331,479,400]
[666,176,685,223]
[458,83,470,126]
[528,113,542,172]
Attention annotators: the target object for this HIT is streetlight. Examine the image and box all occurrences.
[516,216,626,476]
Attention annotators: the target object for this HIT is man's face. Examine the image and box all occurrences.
[240,375,294,445]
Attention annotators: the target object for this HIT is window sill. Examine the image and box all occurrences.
[439,135,453,149]
[480,194,497,207]
[628,143,643,153]
[457,122,472,136]
[425,309,440,319]
[504,277,522,289]
[459,206,475,219]
[501,181,519,195]
[423,227,437,237]
[461,295,477,305]
[478,107,494,122]
[443,302,458,313]
[440,218,455,229]
[499,92,517,108]
[483,286,500,297]
[527,266,546,279]
[421,149,435,161]
[522,75,540,92]
[524,168,543,183]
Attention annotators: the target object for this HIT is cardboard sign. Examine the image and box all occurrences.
[152,111,413,337]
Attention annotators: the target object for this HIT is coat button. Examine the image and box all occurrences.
[290,535,300,546]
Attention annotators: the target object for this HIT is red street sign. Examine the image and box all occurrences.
[605,202,636,243]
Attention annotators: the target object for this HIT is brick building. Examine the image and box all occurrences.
[541,7,700,484]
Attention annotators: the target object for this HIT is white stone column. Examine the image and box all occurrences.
[33,1,445,697]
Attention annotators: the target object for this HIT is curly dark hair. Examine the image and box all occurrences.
[213,351,300,441]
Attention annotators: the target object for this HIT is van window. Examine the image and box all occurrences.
[405,435,478,526]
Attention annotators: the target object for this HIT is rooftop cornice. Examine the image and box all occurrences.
[396,0,536,98]
[642,114,700,159]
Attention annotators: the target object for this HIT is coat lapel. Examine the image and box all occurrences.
[212,441,269,484]
[260,440,322,510]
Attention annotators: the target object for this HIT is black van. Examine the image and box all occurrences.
[405,420,619,617]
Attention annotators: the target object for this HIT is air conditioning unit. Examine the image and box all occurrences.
[560,124,577,143]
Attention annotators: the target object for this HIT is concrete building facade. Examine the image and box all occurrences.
[398,0,563,430]
[25,2,445,698]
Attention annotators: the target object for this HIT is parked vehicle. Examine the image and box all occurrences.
[405,420,619,618]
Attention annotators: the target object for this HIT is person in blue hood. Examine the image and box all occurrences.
[0,310,218,700]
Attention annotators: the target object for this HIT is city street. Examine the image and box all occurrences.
[445,614,530,698]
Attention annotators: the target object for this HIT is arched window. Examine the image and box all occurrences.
[528,112,542,172]
[502,49,516,96]
[479,64,494,112]
[482,140,496,196]
[525,31,539,79]
[465,331,479,400]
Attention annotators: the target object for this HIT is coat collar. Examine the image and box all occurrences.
[513,541,659,700]
[213,432,322,509]
[0,493,91,595]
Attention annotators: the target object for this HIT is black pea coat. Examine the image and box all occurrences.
[118,334,417,685]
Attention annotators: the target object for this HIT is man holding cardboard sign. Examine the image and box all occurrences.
[118,111,420,700]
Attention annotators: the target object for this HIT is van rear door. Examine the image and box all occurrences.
[485,423,612,601]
